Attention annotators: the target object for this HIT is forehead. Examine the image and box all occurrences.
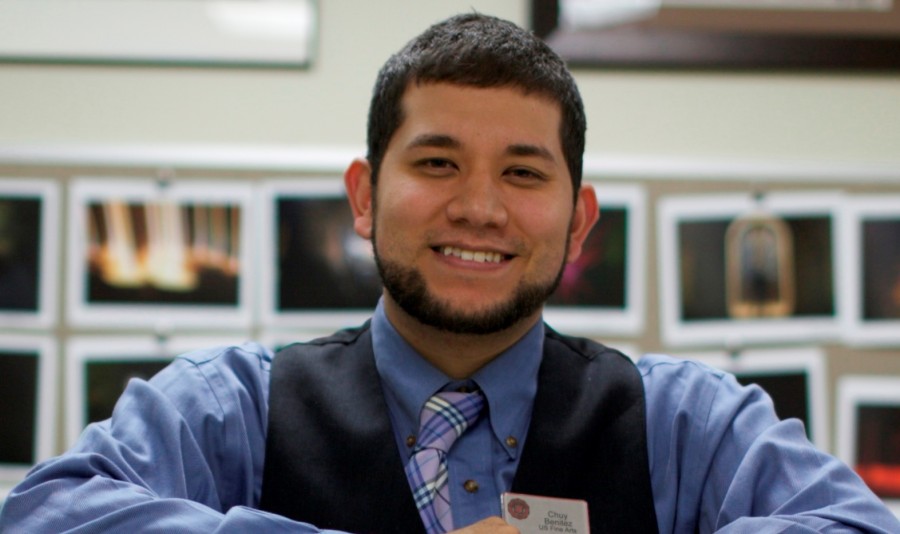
[392,82,564,150]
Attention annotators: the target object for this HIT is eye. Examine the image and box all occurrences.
[416,158,458,176]
[506,167,546,182]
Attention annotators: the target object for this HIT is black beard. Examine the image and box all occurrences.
[372,232,568,335]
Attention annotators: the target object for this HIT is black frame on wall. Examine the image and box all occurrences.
[532,0,900,71]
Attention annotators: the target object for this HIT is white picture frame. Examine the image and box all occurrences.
[0,0,317,68]
[837,376,900,518]
[258,179,380,331]
[0,335,57,490]
[64,335,249,448]
[544,182,647,336]
[66,178,255,330]
[0,178,59,329]
[658,191,844,347]
[676,346,829,452]
[839,195,900,347]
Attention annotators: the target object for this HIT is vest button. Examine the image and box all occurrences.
[463,480,479,493]
[506,436,518,448]
[406,435,416,447]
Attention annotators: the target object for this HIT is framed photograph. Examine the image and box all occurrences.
[837,376,900,517]
[0,0,317,68]
[533,0,900,70]
[65,335,248,447]
[544,183,646,336]
[840,196,900,346]
[678,346,828,451]
[0,179,59,329]
[259,179,381,330]
[658,191,843,347]
[67,178,255,330]
[0,335,57,487]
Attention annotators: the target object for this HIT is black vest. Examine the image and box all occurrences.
[260,324,658,533]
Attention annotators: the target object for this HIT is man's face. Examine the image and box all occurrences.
[350,82,595,335]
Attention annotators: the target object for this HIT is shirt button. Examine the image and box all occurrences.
[406,435,416,447]
[506,436,518,448]
[463,480,479,493]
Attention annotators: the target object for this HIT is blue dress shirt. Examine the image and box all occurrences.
[1,304,898,533]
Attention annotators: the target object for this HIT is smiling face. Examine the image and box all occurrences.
[346,82,597,336]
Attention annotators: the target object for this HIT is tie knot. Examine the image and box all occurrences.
[415,389,485,453]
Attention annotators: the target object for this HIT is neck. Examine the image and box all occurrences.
[382,295,541,380]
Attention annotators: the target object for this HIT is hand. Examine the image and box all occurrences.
[450,516,520,533]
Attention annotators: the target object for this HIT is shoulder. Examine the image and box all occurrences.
[148,341,275,415]
[637,353,781,446]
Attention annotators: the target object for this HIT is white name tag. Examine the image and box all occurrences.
[500,492,590,534]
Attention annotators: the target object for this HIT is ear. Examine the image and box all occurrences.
[344,158,374,240]
[565,184,600,264]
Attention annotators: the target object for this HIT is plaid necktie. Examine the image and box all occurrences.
[405,389,485,533]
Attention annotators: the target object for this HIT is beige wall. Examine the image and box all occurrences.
[2,0,899,167]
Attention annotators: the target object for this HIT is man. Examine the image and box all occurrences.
[1,13,898,534]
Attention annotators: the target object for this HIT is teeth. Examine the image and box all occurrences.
[440,246,503,264]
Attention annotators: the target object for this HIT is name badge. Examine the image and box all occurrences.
[501,492,590,534]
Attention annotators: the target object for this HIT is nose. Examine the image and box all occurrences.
[445,173,509,228]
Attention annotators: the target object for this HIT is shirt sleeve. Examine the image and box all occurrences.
[640,354,900,534]
[0,342,349,534]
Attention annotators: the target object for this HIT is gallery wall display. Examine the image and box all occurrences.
[533,0,900,70]
[0,0,317,68]
[677,347,829,451]
[258,179,381,330]
[0,335,57,487]
[66,178,255,330]
[544,183,646,336]
[838,377,900,517]
[840,196,900,347]
[658,191,844,347]
[0,178,59,329]
[64,335,249,448]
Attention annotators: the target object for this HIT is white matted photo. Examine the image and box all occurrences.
[0,335,57,495]
[837,376,900,518]
[544,183,646,336]
[674,347,829,452]
[0,178,59,329]
[67,178,255,330]
[658,191,843,347]
[65,335,250,448]
[839,196,900,347]
[258,179,381,331]
[0,0,317,68]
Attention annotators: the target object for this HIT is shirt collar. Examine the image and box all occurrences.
[372,299,543,459]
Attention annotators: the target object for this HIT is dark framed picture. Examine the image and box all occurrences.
[533,0,900,70]
[67,179,254,329]
[838,377,900,517]
[687,347,828,451]
[0,0,317,68]
[544,183,646,336]
[260,180,381,330]
[840,196,900,346]
[64,335,247,447]
[0,179,59,328]
[0,336,57,489]
[658,191,842,346]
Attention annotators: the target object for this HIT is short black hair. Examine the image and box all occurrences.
[366,13,586,196]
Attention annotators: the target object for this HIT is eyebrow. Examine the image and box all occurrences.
[406,134,557,163]
[506,143,557,163]
[405,133,461,150]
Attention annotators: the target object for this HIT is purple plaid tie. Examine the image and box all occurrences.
[405,389,485,533]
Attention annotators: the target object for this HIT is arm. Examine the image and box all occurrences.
[0,343,348,533]
[641,355,900,534]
